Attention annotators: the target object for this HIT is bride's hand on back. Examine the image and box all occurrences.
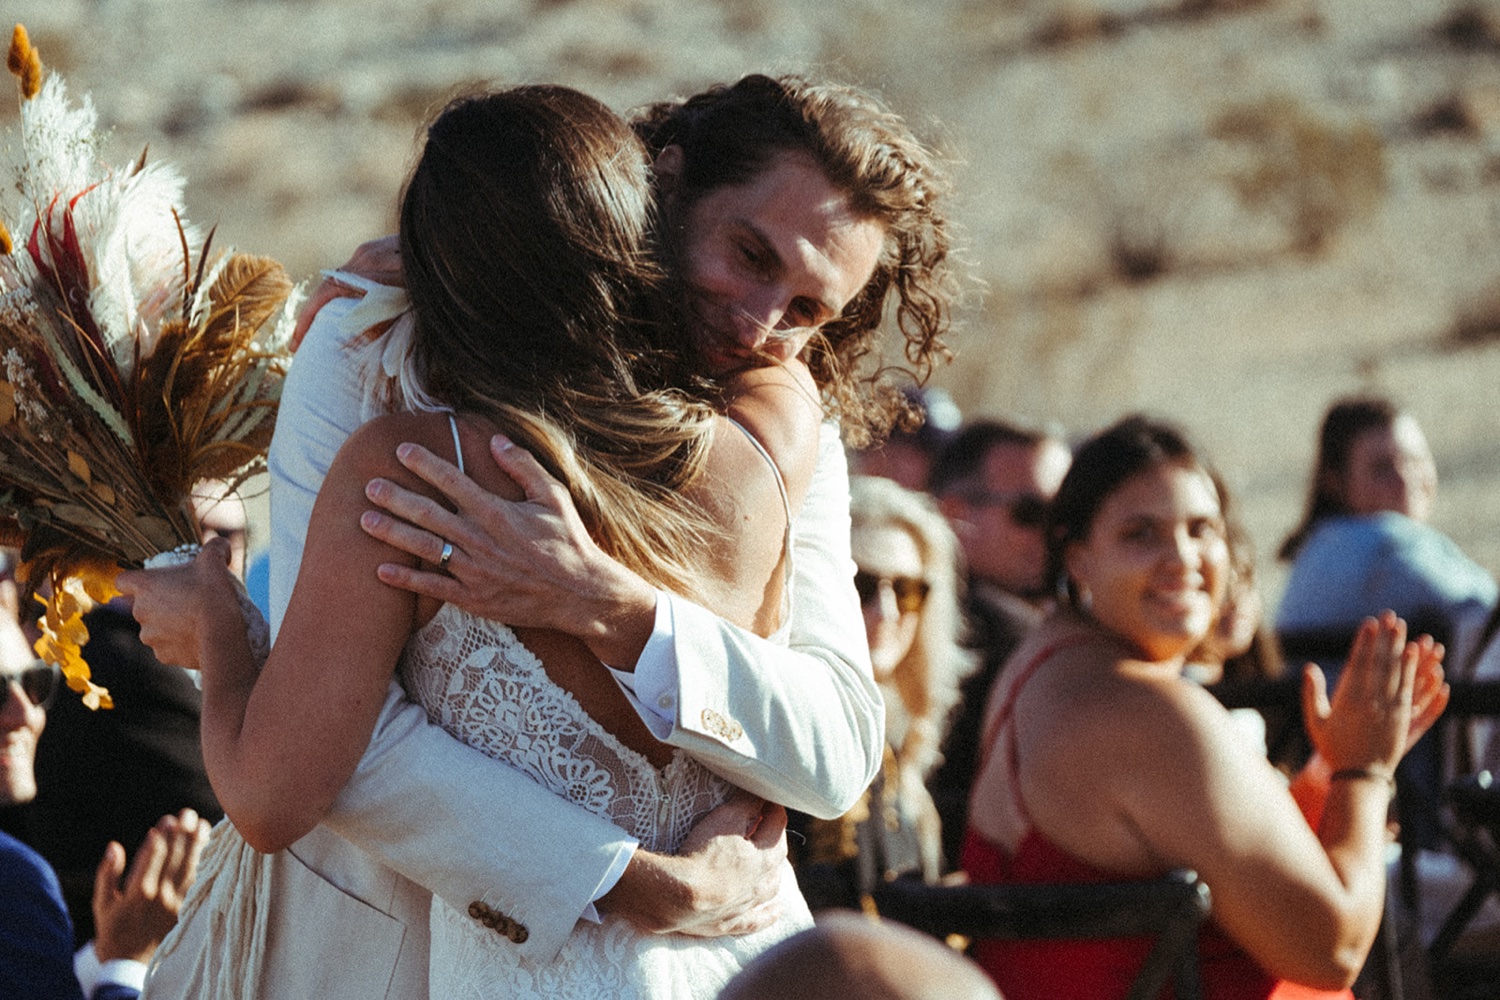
[360,435,659,665]
[289,235,403,350]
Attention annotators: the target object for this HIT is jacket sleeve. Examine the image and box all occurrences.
[320,683,633,963]
[651,423,884,819]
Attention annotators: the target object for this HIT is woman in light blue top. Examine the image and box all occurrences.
[1277,396,1494,663]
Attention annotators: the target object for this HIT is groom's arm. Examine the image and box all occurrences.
[319,684,785,961]
[610,423,883,816]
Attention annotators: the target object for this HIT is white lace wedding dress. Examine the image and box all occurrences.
[400,573,812,999]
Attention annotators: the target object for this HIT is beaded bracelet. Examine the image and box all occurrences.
[1329,767,1397,794]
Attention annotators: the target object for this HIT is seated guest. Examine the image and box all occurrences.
[1276,397,1493,847]
[793,477,975,907]
[28,488,232,943]
[0,574,207,1000]
[963,415,1447,1000]
[925,419,1071,868]
[1277,395,1494,669]
[718,913,1001,1000]
[1186,517,1293,766]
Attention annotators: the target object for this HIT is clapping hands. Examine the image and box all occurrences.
[1302,611,1449,775]
[92,808,210,964]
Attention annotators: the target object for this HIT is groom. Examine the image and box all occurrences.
[157,75,954,998]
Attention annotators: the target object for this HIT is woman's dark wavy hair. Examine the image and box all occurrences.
[1044,415,1227,607]
[399,86,721,594]
[633,74,958,446]
[1277,396,1400,562]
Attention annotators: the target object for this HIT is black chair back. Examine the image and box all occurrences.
[872,869,1211,1000]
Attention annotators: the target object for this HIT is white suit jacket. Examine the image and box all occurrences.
[167,296,881,998]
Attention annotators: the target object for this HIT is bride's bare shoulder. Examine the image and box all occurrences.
[721,359,822,508]
[332,411,454,475]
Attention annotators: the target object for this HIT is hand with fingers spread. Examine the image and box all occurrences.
[361,435,660,668]
[289,235,403,350]
[1302,611,1437,779]
[92,808,211,964]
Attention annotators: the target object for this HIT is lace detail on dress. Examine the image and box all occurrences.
[400,604,811,999]
[402,605,731,852]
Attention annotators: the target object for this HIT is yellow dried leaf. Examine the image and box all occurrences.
[90,481,115,505]
[0,219,11,256]
[66,450,91,485]
[7,25,28,76]
[77,563,120,605]
[35,579,112,710]
[81,683,113,711]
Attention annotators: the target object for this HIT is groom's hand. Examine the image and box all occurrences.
[601,791,787,937]
[360,435,659,668]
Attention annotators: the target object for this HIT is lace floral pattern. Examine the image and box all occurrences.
[401,604,811,999]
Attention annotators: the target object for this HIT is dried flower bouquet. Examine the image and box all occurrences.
[0,25,296,706]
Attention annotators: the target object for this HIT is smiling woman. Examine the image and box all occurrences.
[961,414,1449,1000]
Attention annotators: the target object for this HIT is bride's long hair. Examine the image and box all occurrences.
[399,86,721,596]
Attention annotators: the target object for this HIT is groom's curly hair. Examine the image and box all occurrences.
[633,74,960,448]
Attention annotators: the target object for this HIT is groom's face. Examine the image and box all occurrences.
[659,148,885,377]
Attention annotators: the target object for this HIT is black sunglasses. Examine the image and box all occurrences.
[962,491,1049,529]
[854,571,931,614]
[3,659,60,710]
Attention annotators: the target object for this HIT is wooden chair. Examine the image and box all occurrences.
[871,869,1211,1000]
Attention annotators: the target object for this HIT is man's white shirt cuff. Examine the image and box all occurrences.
[607,589,679,740]
[75,942,148,994]
[582,839,638,923]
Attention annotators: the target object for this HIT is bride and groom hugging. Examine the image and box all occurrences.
[118,74,955,998]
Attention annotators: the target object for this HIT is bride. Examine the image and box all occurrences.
[120,85,829,997]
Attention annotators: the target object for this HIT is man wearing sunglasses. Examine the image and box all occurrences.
[924,419,1071,869]
[0,576,208,1000]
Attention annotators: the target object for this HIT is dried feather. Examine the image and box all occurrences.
[185,226,216,322]
[200,255,293,344]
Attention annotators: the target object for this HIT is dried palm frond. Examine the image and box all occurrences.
[0,29,296,706]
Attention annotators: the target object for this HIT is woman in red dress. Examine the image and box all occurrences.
[962,415,1447,1000]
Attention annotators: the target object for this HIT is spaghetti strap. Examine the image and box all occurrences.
[446,412,466,475]
[980,634,1097,821]
[724,417,792,529]
[723,416,794,636]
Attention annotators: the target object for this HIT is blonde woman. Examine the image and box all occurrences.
[797,476,975,906]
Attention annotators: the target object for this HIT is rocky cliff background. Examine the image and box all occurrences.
[7,0,1500,604]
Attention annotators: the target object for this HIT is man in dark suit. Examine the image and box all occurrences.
[925,420,1071,869]
[29,489,236,942]
[0,572,207,999]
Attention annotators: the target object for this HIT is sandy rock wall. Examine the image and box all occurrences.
[5,0,1500,603]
